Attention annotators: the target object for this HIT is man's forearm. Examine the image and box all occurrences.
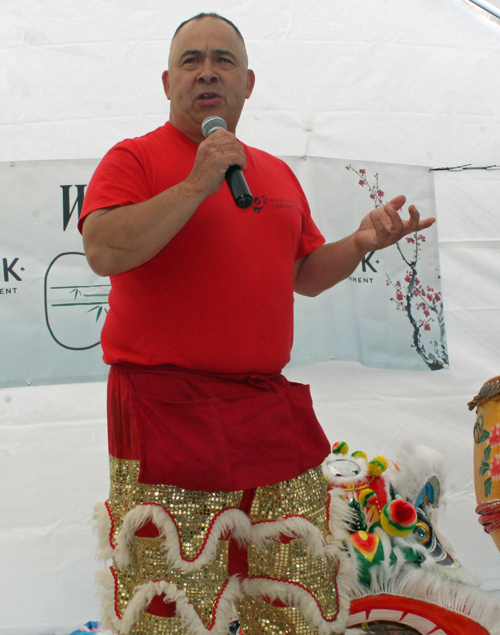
[294,196,436,297]
[83,128,250,277]
[82,180,208,277]
[293,236,366,297]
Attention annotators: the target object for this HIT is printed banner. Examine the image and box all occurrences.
[0,157,447,388]
[0,159,108,388]
[286,157,447,371]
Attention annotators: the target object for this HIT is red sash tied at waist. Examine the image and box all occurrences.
[107,363,330,492]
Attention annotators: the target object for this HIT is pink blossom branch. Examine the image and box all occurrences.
[348,165,448,369]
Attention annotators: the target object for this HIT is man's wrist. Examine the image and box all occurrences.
[176,178,210,203]
[350,231,372,261]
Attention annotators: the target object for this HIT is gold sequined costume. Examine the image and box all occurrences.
[94,457,354,635]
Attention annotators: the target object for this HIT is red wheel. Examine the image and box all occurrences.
[348,595,490,635]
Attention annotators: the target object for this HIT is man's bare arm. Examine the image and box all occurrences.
[82,129,245,277]
[294,195,436,297]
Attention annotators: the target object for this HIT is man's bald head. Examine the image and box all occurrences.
[172,12,245,46]
[168,13,248,69]
[162,14,255,142]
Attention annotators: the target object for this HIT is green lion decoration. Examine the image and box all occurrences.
[323,442,500,635]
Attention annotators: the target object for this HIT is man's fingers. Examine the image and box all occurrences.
[206,135,246,167]
[386,194,406,212]
[197,132,246,174]
[188,130,248,198]
[360,197,436,252]
[408,205,436,231]
[416,216,436,231]
[407,205,420,231]
[384,200,436,236]
[383,203,404,233]
[370,209,392,238]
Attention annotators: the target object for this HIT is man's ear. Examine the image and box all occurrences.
[246,69,255,99]
[162,70,170,99]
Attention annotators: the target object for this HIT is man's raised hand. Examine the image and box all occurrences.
[183,128,246,198]
[353,195,436,256]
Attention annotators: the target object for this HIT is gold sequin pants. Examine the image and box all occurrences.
[95,456,349,635]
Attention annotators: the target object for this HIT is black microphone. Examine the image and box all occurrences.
[201,116,253,209]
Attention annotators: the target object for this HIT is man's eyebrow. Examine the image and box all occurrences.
[179,49,203,60]
[212,49,237,60]
[179,49,237,61]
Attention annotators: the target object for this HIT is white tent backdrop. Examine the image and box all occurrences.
[1,0,500,633]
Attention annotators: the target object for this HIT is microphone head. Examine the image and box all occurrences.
[202,116,227,138]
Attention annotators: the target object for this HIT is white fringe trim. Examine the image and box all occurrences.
[96,568,121,634]
[95,485,364,634]
[114,504,252,572]
[93,502,115,561]
[240,492,360,635]
[241,577,348,635]
[374,526,393,561]
[326,489,357,546]
[119,576,241,635]
[113,498,360,577]
[101,490,360,635]
[326,489,363,602]
[250,506,360,620]
[353,566,500,635]
[250,515,326,557]
[332,550,360,625]
[430,561,481,587]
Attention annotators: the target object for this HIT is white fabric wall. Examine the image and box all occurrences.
[1,0,500,633]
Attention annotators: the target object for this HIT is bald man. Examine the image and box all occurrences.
[80,12,434,635]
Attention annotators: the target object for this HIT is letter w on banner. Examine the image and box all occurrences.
[286,157,448,372]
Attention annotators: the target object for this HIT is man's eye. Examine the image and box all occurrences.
[183,58,199,65]
[218,57,233,64]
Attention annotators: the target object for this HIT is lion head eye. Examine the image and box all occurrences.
[413,521,431,545]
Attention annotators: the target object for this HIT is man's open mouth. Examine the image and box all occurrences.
[198,92,220,100]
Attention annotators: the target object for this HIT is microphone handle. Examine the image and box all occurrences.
[225,165,253,209]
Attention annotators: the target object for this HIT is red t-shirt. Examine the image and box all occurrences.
[80,122,325,374]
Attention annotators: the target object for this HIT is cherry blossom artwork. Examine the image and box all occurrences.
[347,165,449,371]
[284,156,445,371]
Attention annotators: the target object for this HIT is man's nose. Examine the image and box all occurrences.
[197,61,218,83]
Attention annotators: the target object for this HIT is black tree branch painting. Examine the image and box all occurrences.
[347,165,448,370]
